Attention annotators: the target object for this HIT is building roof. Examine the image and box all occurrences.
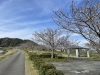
[68,47,89,50]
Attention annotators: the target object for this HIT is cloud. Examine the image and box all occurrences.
[0,0,84,44]
[0,28,36,39]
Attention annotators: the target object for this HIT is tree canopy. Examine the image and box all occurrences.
[53,0,100,53]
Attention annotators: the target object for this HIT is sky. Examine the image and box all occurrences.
[0,0,88,45]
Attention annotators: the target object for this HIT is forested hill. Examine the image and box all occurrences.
[0,37,37,47]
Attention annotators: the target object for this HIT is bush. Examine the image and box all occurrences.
[28,52,45,70]
[27,52,64,75]
[28,52,39,60]
[46,69,64,75]
[25,50,28,53]
[56,54,63,59]
[39,53,57,58]
[40,64,56,75]
[33,60,45,70]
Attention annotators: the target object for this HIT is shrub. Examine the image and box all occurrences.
[56,54,63,59]
[33,60,45,70]
[46,69,64,75]
[55,70,64,75]
[28,52,39,60]
[28,52,45,70]
[39,53,57,58]
[25,50,28,53]
[27,52,64,75]
[39,64,56,75]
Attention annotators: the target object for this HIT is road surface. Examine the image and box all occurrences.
[52,60,100,75]
[0,50,25,75]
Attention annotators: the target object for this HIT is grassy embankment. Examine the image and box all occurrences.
[0,49,18,61]
[25,52,39,75]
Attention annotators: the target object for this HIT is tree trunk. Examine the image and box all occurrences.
[67,49,70,57]
[51,48,54,58]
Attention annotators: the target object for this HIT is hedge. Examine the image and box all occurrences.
[39,53,57,58]
[46,69,64,75]
[27,51,64,75]
[39,64,56,75]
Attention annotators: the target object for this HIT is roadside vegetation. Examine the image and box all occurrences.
[25,50,64,75]
[25,51,39,75]
[0,49,18,61]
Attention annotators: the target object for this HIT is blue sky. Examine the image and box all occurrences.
[0,0,87,44]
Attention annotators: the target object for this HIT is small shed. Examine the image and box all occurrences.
[67,47,90,58]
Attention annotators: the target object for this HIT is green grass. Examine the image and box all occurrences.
[41,58,67,62]
[86,52,100,60]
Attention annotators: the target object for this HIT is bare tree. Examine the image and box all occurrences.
[19,41,37,51]
[53,0,100,53]
[56,34,71,51]
[85,41,100,50]
[33,28,62,58]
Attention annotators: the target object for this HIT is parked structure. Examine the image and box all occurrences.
[68,47,90,58]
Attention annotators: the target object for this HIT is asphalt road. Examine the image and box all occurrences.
[0,50,25,75]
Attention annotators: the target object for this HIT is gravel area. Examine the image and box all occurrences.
[51,60,100,75]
